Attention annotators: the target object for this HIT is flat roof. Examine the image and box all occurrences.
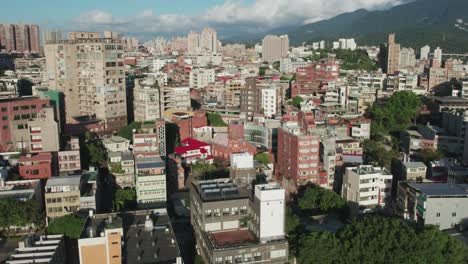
[402,162,426,169]
[210,229,256,248]
[193,179,250,202]
[46,176,81,187]
[135,156,165,169]
[408,183,468,197]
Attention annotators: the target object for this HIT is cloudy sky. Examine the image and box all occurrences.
[3,0,408,40]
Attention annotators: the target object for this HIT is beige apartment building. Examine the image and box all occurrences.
[45,176,81,220]
[386,33,400,74]
[44,31,127,131]
[262,35,289,63]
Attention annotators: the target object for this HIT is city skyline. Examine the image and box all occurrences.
[3,0,406,39]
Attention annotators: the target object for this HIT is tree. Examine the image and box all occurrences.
[298,185,346,212]
[0,198,42,237]
[192,161,217,179]
[207,112,227,127]
[86,139,107,166]
[254,152,270,164]
[369,91,421,137]
[292,96,304,109]
[418,149,444,165]
[363,139,397,168]
[194,255,205,264]
[296,215,468,264]
[272,61,280,71]
[47,214,85,239]
[259,66,268,76]
[113,188,137,212]
[117,122,142,141]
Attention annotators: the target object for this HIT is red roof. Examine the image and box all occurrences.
[175,138,210,155]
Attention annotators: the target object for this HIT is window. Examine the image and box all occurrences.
[1,107,6,112]
[436,213,440,217]
[2,116,7,121]
[452,212,457,217]
[214,209,221,217]
[3,125,7,129]
[223,207,230,216]
[205,209,212,218]
[13,106,19,111]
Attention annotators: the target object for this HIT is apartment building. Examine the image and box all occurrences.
[291,56,340,97]
[0,179,43,209]
[135,155,167,208]
[58,137,81,175]
[190,179,288,264]
[262,35,289,63]
[103,136,130,153]
[27,107,60,153]
[0,97,51,152]
[261,86,279,118]
[277,117,322,192]
[5,234,66,264]
[240,78,261,120]
[133,120,166,157]
[0,24,41,54]
[190,68,215,90]
[78,209,181,264]
[396,182,468,230]
[224,79,244,107]
[44,31,127,130]
[19,152,54,179]
[45,176,81,220]
[385,33,400,74]
[108,151,135,188]
[160,86,191,113]
[342,165,393,213]
[133,77,161,122]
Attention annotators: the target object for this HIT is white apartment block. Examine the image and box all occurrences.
[190,68,215,89]
[133,77,161,122]
[342,165,393,213]
[261,87,278,118]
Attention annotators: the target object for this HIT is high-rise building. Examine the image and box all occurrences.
[45,176,81,220]
[133,77,161,122]
[187,27,218,54]
[420,45,430,60]
[240,77,261,120]
[200,27,218,53]
[399,48,416,68]
[44,31,127,131]
[433,47,443,63]
[277,113,323,193]
[386,33,400,74]
[0,24,41,54]
[262,35,289,63]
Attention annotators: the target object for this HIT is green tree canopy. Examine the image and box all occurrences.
[369,91,421,137]
[254,152,271,164]
[292,96,304,109]
[298,185,346,212]
[47,214,85,239]
[114,188,137,212]
[418,149,444,165]
[117,122,142,141]
[0,198,42,236]
[207,112,227,127]
[297,215,468,264]
[363,139,398,168]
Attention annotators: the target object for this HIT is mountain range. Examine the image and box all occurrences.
[238,0,468,53]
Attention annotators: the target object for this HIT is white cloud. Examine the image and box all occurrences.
[72,0,407,39]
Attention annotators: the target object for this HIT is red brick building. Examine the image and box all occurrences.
[0,97,51,152]
[211,123,256,161]
[19,152,54,179]
[133,119,167,157]
[171,110,208,141]
[291,57,340,97]
[277,112,323,193]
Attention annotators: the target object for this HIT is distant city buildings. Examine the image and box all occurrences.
[262,35,289,63]
[188,27,218,54]
[0,24,41,54]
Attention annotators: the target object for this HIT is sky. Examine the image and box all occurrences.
[3,0,408,40]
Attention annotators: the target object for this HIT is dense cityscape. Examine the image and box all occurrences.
[1,0,468,263]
